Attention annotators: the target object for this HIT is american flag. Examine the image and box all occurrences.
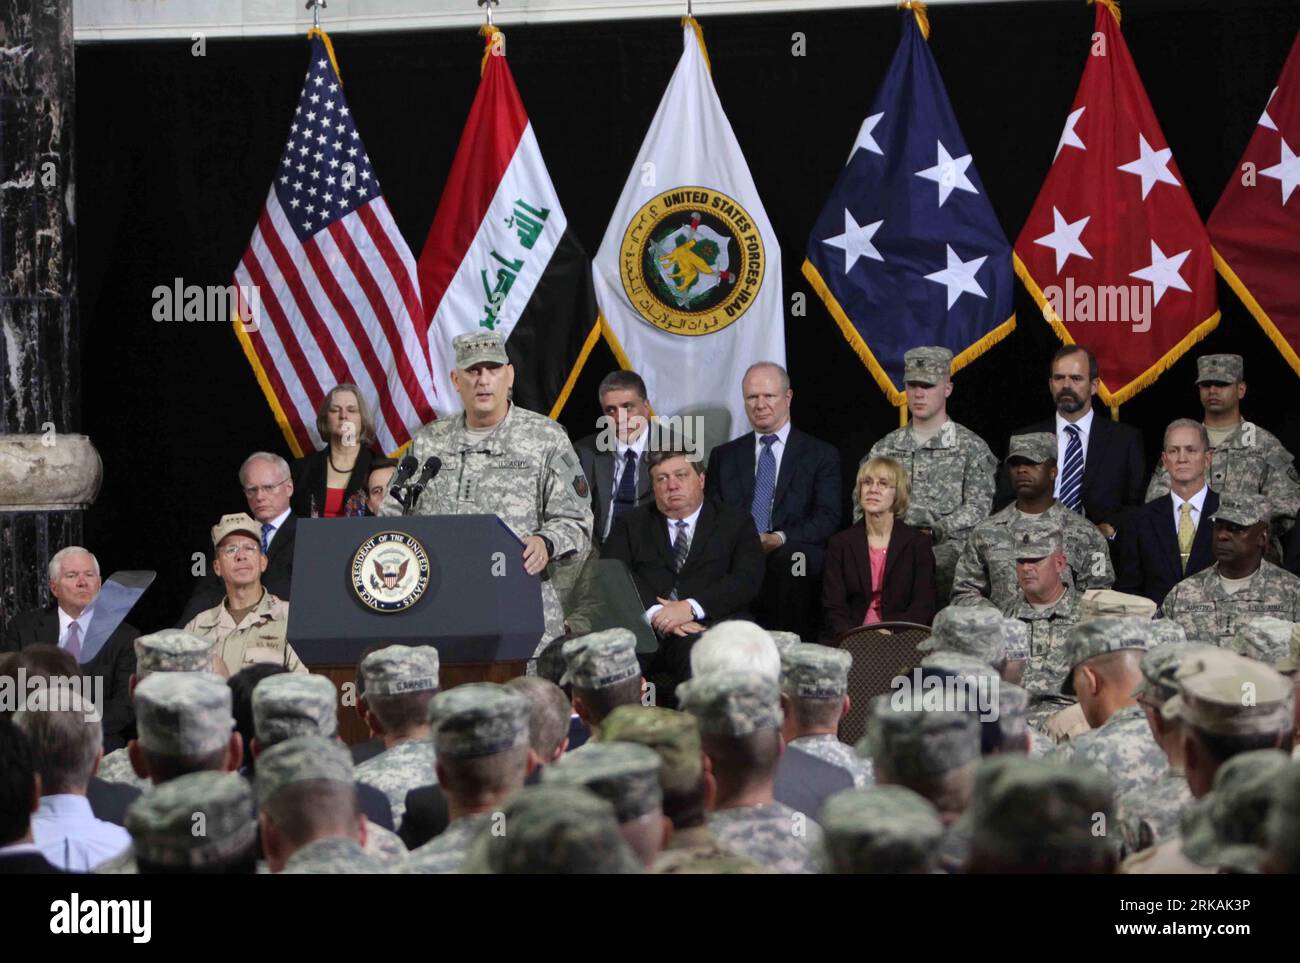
[233,31,438,456]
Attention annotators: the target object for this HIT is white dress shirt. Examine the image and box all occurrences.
[56,605,94,651]
[261,507,292,549]
[32,794,131,872]
[605,429,651,541]
[1171,484,1209,533]
[1053,407,1095,499]
[646,503,706,622]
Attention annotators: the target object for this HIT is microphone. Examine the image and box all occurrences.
[388,455,419,502]
[404,456,443,514]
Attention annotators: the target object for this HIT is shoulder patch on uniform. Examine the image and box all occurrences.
[574,475,589,498]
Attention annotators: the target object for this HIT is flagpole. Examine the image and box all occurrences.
[478,0,498,28]
[305,0,325,30]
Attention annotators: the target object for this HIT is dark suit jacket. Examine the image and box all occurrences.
[995,413,1146,531]
[821,521,937,636]
[350,737,386,766]
[86,777,141,827]
[574,433,655,546]
[176,514,298,626]
[1114,490,1219,606]
[773,745,854,816]
[0,850,66,874]
[1,608,137,752]
[290,446,377,518]
[705,426,842,567]
[399,765,546,851]
[602,498,765,623]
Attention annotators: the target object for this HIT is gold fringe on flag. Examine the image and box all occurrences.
[307,26,342,82]
[682,15,712,75]
[1088,0,1122,26]
[899,2,930,41]
[480,24,505,75]
[1212,248,1300,379]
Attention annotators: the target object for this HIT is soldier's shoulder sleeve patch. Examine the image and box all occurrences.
[554,447,589,498]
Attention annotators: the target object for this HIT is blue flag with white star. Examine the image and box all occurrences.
[802,10,1014,406]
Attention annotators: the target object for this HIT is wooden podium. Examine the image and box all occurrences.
[286,516,545,745]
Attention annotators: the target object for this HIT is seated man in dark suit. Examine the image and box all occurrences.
[2,546,137,752]
[574,370,660,549]
[706,362,841,642]
[177,451,298,626]
[995,344,1145,542]
[602,447,765,697]
[1115,419,1219,606]
[0,720,65,874]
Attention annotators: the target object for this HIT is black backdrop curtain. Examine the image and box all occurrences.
[75,0,1300,632]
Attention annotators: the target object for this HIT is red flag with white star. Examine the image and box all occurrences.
[1208,30,1300,379]
[1013,0,1219,407]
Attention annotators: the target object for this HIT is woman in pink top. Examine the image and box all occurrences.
[821,456,938,638]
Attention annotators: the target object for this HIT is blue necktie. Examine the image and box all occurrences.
[261,522,275,555]
[612,449,638,523]
[1060,425,1084,513]
[751,434,778,533]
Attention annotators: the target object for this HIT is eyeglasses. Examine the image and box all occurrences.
[860,478,896,490]
[243,478,288,498]
[219,544,260,559]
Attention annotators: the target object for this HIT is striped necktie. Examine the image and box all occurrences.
[668,520,691,601]
[1059,424,1084,513]
[261,522,275,555]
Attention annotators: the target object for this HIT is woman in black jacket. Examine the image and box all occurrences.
[289,383,379,517]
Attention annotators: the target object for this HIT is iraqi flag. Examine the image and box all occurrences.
[592,17,785,450]
[1013,0,1218,408]
[1208,29,1300,378]
[417,27,598,419]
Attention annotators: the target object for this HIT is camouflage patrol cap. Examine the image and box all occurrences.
[1182,749,1290,873]
[1211,493,1270,528]
[967,756,1116,872]
[543,741,663,822]
[767,631,803,656]
[1161,648,1294,736]
[677,671,783,737]
[1133,642,1203,702]
[560,629,640,690]
[903,346,953,386]
[1009,515,1063,560]
[134,671,234,756]
[360,644,440,697]
[780,643,852,699]
[919,650,998,681]
[860,696,982,779]
[1195,353,1244,384]
[453,330,510,369]
[460,785,644,874]
[1005,432,1057,464]
[252,673,338,745]
[1266,762,1300,871]
[426,683,531,758]
[133,629,216,678]
[1060,616,1152,695]
[599,705,702,794]
[919,606,1011,665]
[1230,617,1295,668]
[1078,589,1158,621]
[211,512,262,550]
[127,771,256,868]
[996,681,1031,748]
[254,735,355,808]
[1148,619,1189,648]
[819,785,945,874]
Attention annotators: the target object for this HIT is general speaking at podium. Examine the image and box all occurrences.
[378,331,594,647]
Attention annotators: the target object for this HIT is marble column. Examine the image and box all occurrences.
[0,0,86,630]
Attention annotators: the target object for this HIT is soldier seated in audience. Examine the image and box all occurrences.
[544,741,667,869]
[560,629,645,739]
[966,756,1117,874]
[353,645,441,825]
[1160,494,1300,644]
[257,736,388,874]
[917,606,1028,685]
[779,644,873,787]
[601,705,765,874]
[123,772,258,875]
[126,673,243,789]
[503,676,573,766]
[1048,618,1166,798]
[678,671,823,874]
[410,684,535,874]
[953,432,1113,611]
[819,785,945,874]
[183,513,306,675]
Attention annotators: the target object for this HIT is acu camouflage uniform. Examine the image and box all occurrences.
[951,501,1113,610]
[1049,703,1166,798]
[652,825,768,874]
[281,836,389,874]
[790,734,875,788]
[781,644,874,788]
[380,402,594,645]
[1161,561,1300,646]
[410,812,493,874]
[1117,768,1192,856]
[1002,583,1081,730]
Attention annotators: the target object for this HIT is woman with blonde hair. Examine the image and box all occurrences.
[821,456,937,636]
[290,383,380,517]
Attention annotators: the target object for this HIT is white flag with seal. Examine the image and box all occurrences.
[593,17,785,452]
